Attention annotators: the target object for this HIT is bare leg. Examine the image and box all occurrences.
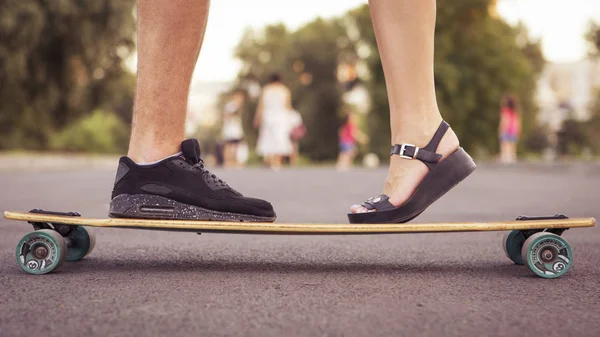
[336,152,348,171]
[348,149,358,167]
[272,155,283,170]
[223,143,232,167]
[512,143,517,163]
[336,152,346,170]
[230,143,239,167]
[509,142,518,163]
[337,148,357,171]
[500,141,508,163]
[352,0,460,213]
[110,0,276,222]
[263,155,271,168]
[290,142,299,166]
[128,0,210,163]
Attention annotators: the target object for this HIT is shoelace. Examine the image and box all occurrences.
[191,160,227,186]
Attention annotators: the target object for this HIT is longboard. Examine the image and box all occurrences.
[3,210,595,278]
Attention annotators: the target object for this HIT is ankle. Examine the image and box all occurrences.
[391,124,460,158]
[391,117,444,147]
[128,140,182,163]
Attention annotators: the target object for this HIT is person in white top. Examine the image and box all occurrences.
[253,73,295,170]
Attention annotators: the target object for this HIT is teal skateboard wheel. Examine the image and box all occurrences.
[521,232,572,279]
[16,229,67,275]
[502,230,526,265]
[65,226,96,261]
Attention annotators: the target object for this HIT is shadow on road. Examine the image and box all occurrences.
[35,256,537,279]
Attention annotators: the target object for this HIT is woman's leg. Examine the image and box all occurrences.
[272,155,283,170]
[352,0,461,213]
[509,142,518,163]
[337,152,348,171]
[290,142,299,166]
[348,148,358,167]
[222,143,230,166]
[231,142,240,167]
[336,151,345,169]
[228,143,238,167]
[500,141,508,163]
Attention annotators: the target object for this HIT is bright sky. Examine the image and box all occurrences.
[193,0,367,83]
[497,0,600,63]
[182,0,600,82]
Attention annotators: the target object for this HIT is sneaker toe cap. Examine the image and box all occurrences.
[240,197,276,217]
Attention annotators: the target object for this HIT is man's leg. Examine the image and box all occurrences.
[111,0,275,222]
[128,0,210,163]
[352,0,464,214]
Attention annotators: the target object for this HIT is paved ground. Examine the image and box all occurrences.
[0,163,599,337]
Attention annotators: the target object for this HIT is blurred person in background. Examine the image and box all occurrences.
[336,110,369,171]
[111,0,475,224]
[499,94,521,163]
[288,109,306,166]
[253,73,295,171]
[221,90,246,168]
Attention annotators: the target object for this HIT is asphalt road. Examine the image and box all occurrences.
[1,163,599,337]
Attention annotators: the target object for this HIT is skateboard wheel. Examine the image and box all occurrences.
[16,229,67,275]
[65,226,96,261]
[87,228,96,255]
[502,230,526,265]
[521,232,572,279]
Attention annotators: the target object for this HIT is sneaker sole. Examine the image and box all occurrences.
[109,194,276,222]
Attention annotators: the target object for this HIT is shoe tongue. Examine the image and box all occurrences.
[181,139,201,164]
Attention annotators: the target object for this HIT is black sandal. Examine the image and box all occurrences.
[347,121,476,224]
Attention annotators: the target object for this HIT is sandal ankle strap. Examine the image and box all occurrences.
[389,120,449,169]
[390,144,441,163]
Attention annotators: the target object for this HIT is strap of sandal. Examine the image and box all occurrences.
[361,194,395,212]
[389,121,449,170]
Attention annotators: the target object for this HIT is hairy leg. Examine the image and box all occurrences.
[128,0,210,162]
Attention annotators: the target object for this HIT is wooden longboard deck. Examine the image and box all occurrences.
[3,211,596,234]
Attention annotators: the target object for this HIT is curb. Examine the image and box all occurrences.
[0,154,119,172]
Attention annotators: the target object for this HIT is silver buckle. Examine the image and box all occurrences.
[398,144,418,160]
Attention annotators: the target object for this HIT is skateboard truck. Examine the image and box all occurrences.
[29,209,81,217]
[515,214,569,221]
[28,209,81,236]
[516,214,569,236]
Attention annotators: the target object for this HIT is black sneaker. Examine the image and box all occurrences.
[109,139,276,222]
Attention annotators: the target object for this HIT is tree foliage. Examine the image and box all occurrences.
[52,109,130,154]
[585,88,600,154]
[551,21,600,157]
[586,21,600,60]
[0,0,136,150]
[584,22,600,154]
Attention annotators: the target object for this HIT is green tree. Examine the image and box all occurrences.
[585,21,600,60]
[586,88,600,154]
[584,22,600,154]
[0,0,136,150]
[555,104,590,156]
[52,109,130,154]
